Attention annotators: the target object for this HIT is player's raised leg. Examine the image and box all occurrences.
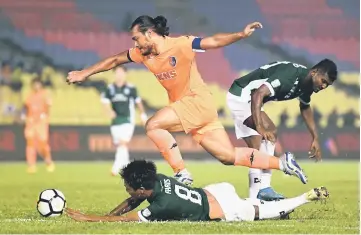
[198,128,308,183]
[145,107,192,185]
[252,186,329,220]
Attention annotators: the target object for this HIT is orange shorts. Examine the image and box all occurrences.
[24,121,49,142]
[170,90,224,143]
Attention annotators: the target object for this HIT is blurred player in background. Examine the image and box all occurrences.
[23,78,54,173]
[101,65,147,176]
[66,160,329,223]
[67,15,307,186]
[227,60,337,201]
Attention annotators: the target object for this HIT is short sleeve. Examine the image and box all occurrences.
[299,92,312,105]
[189,36,205,52]
[179,36,205,60]
[128,48,144,63]
[137,202,165,222]
[100,88,111,104]
[263,70,297,98]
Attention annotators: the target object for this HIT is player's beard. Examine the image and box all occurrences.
[140,45,153,56]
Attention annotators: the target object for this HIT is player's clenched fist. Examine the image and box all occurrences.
[242,22,263,37]
[66,70,88,84]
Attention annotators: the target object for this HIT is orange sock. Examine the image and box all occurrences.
[234,147,281,170]
[147,129,185,173]
[26,139,37,166]
[39,141,52,165]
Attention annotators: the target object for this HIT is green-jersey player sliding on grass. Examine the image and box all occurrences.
[227,59,337,201]
[66,160,329,222]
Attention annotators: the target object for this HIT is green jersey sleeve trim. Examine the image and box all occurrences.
[138,210,150,222]
[263,81,275,97]
[298,97,310,105]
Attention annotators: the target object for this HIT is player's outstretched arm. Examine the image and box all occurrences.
[66,208,141,222]
[199,22,262,50]
[66,50,131,84]
[107,197,145,216]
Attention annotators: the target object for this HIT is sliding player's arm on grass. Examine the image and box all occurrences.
[66,197,145,222]
[66,208,141,222]
[66,199,164,222]
[299,94,321,162]
[66,51,131,84]
[107,197,145,216]
[197,22,262,50]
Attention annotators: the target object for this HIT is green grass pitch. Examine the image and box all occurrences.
[0,161,359,234]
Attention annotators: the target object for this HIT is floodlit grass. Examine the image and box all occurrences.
[0,161,359,234]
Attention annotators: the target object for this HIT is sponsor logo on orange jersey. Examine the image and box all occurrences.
[155,70,177,81]
[169,56,177,67]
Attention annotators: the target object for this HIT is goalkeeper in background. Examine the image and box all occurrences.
[101,65,148,176]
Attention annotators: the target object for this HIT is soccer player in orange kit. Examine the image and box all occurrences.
[23,78,54,173]
[66,15,307,185]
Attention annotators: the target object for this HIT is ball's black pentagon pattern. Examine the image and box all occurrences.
[37,189,66,217]
[54,189,65,202]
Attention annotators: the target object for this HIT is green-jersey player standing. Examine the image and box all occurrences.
[227,59,337,201]
[101,65,148,176]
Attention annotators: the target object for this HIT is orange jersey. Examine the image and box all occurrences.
[128,36,208,102]
[25,90,51,123]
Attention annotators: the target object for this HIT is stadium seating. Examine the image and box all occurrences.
[73,0,157,30]
[0,0,358,72]
[256,0,359,69]
[0,0,113,31]
[1,67,358,128]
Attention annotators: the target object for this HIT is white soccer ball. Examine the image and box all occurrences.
[37,189,66,217]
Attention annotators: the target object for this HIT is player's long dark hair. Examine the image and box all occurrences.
[130,15,170,37]
[120,160,157,190]
[312,59,338,82]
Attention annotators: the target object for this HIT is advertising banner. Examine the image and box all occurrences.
[0,125,359,161]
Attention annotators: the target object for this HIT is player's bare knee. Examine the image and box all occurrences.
[145,118,159,132]
[246,136,262,149]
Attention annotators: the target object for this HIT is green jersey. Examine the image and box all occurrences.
[138,174,210,222]
[101,83,140,125]
[229,61,313,105]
